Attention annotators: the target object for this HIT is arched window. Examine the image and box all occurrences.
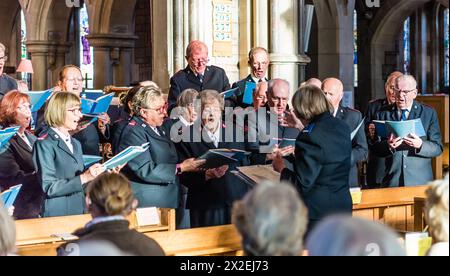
[444,9,449,87]
[353,10,358,88]
[78,3,94,89]
[403,17,411,74]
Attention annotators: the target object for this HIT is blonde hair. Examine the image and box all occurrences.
[87,173,135,216]
[0,202,16,256]
[292,85,334,121]
[425,175,449,243]
[45,92,81,128]
[232,181,308,256]
[0,43,5,52]
[132,86,164,115]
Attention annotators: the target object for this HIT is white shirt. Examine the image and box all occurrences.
[206,127,221,148]
[251,74,267,84]
[51,128,74,154]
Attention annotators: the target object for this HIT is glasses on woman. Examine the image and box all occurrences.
[67,107,82,114]
[144,103,168,114]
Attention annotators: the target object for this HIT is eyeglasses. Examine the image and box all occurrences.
[255,95,267,101]
[67,108,82,114]
[394,88,417,95]
[65,78,84,83]
[0,56,8,62]
[190,58,209,65]
[143,103,168,114]
[17,104,31,112]
[270,97,288,104]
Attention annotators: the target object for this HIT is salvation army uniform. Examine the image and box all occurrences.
[369,101,443,187]
[116,116,180,209]
[33,128,86,217]
[335,106,368,188]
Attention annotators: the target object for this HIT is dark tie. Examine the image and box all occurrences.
[258,79,263,83]
[401,109,409,121]
[198,74,204,84]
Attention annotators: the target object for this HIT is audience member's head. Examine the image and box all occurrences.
[199,90,224,133]
[175,89,199,123]
[292,85,333,125]
[132,86,167,127]
[248,47,270,80]
[0,202,16,256]
[57,65,83,96]
[16,80,29,93]
[253,82,268,110]
[0,90,31,130]
[395,75,418,110]
[267,79,290,116]
[322,78,344,111]
[385,71,403,105]
[186,40,209,75]
[306,216,406,256]
[425,175,449,244]
[233,181,308,256]
[302,78,322,89]
[86,173,138,218]
[45,91,82,130]
[0,43,6,75]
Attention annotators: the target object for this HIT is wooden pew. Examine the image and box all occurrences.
[413,197,427,232]
[16,208,175,256]
[145,225,243,256]
[353,186,428,232]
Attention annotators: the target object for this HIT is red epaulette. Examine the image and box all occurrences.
[38,133,49,140]
[128,120,137,126]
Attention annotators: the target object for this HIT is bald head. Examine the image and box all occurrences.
[268,79,290,115]
[186,41,209,75]
[322,78,344,110]
[305,78,322,89]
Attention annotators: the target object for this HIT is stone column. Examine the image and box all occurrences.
[87,34,137,89]
[26,41,51,91]
[269,0,310,94]
[314,0,355,104]
[253,0,269,49]
[52,43,72,87]
[174,0,185,72]
[189,0,199,41]
[152,0,171,92]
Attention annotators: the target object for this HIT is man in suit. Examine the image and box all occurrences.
[246,79,300,165]
[168,41,230,114]
[0,43,18,101]
[370,75,443,187]
[229,47,270,108]
[365,71,403,188]
[323,78,368,188]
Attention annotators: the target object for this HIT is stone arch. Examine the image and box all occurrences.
[369,0,430,100]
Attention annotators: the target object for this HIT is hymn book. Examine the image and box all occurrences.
[101,143,150,170]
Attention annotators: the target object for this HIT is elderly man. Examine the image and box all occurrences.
[168,41,230,113]
[247,79,299,165]
[301,78,322,89]
[370,75,443,187]
[365,71,403,187]
[322,78,368,188]
[230,47,270,108]
[252,81,268,110]
[0,43,18,101]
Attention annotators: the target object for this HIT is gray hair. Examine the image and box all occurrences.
[0,202,16,256]
[267,79,290,97]
[425,174,449,243]
[199,90,224,111]
[232,181,308,256]
[185,40,208,58]
[306,216,406,256]
[396,75,417,90]
[132,86,164,115]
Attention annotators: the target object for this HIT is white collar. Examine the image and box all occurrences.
[251,74,267,84]
[178,115,193,127]
[51,127,71,142]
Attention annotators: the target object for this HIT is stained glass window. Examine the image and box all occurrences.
[79,3,94,89]
[403,17,411,74]
[444,9,449,87]
[353,10,358,88]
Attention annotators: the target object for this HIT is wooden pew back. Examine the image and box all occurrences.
[146,225,243,256]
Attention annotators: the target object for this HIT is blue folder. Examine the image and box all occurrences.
[374,119,426,139]
[27,89,53,112]
[242,82,257,105]
[221,87,239,99]
[82,155,103,168]
[1,185,22,208]
[81,90,104,101]
[0,126,20,149]
[81,93,114,115]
